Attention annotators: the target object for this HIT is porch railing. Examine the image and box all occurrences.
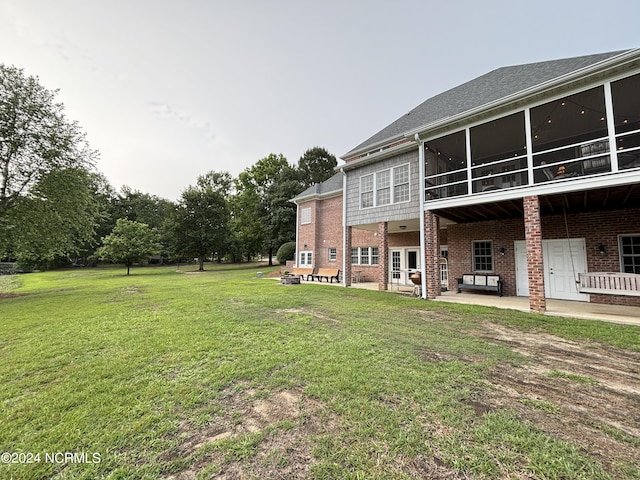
[578,272,640,296]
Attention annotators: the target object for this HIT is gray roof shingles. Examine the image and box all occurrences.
[345,50,632,157]
[292,172,343,201]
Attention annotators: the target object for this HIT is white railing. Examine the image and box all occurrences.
[578,272,640,296]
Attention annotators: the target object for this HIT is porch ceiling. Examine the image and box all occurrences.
[431,183,640,224]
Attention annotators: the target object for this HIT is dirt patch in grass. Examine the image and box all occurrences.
[0,292,23,299]
[472,322,640,473]
[164,321,638,478]
[164,387,339,479]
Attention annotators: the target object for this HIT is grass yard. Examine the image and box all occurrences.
[1,265,639,479]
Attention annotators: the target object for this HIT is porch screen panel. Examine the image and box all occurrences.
[612,73,640,170]
[470,112,528,193]
[531,86,610,183]
[424,130,468,200]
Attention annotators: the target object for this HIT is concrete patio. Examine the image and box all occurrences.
[346,281,640,326]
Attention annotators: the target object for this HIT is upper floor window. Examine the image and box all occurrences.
[300,207,311,225]
[360,164,410,209]
[376,170,391,206]
[393,165,410,202]
[360,175,374,208]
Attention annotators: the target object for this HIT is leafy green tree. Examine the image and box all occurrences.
[112,186,174,230]
[165,171,231,270]
[98,218,161,275]
[0,64,99,263]
[233,154,304,265]
[297,146,338,187]
[4,167,101,267]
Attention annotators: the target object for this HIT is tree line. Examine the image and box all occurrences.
[0,64,337,273]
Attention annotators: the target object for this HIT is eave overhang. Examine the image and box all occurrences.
[407,49,640,142]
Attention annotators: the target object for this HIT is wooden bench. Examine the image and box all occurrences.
[312,268,340,283]
[578,272,640,296]
[292,267,315,280]
[457,274,503,296]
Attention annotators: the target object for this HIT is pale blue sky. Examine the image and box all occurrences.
[2,0,638,200]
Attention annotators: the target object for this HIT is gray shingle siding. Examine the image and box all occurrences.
[345,150,420,227]
[345,50,631,156]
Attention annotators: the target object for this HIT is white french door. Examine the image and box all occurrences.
[390,248,420,285]
[514,239,588,301]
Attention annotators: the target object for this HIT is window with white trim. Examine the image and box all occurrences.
[393,164,410,202]
[360,174,374,208]
[376,170,391,206]
[328,248,337,262]
[359,164,410,209]
[619,235,640,274]
[299,251,313,267]
[371,247,379,265]
[351,247,379,265]
[351,247,359,265]
[473,241,493,272]
[300,207,311,225]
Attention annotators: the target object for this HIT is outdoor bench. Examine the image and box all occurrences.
[292,267,315,280]
[457,274,503,296]
[312,268,340,283]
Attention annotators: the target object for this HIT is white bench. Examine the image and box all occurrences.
[578,272,640,296]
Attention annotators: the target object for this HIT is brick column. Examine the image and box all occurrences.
[344,226,352,287]
[524,195,546,313]
[378,222,389,291]
[424,210,440,299]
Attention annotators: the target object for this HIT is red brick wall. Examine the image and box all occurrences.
[446,207,640,307]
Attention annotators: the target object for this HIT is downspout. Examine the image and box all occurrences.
[416,133,427,299]
[293,199,300,268]
[341,167,348,287]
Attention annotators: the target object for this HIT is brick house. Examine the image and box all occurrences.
[293,49,640,312]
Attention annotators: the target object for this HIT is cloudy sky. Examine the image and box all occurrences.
[2,0,638,200]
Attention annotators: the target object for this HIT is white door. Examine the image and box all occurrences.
[514,241,529,296]
[514,239,588,301]
[390,248,420,285]
[544,239,588,301]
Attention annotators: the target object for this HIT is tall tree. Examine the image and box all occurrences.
[165,171,231,270]
[112,186,174,230]
[98,219,161,275]
[0,64,98,262]
[297,146,338,187]
[234,154,304,265]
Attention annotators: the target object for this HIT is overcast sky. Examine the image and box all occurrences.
[2,1,638,200]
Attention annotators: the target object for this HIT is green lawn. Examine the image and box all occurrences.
[1,265,638,479]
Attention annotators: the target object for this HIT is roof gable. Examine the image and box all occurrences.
[344,50,633,158]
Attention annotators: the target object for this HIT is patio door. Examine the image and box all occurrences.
[514,239,588,301]
[543,239,588,301]
[390,248,420,285]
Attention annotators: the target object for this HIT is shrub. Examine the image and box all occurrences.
[276,242,296,265]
